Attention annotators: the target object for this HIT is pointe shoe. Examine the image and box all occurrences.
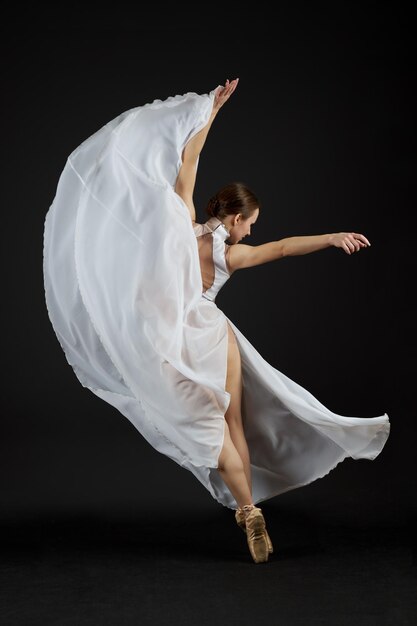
[235,507,274,553]
[243,505,269,564]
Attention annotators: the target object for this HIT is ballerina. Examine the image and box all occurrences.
[43,78,390,565]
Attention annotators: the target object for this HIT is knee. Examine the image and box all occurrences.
[218,451,243,473]
[217,434,245,473]
[225,412,244,431]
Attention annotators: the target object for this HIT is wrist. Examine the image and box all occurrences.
[327,234,335,246]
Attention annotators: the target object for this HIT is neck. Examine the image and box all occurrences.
[219,219,231,236]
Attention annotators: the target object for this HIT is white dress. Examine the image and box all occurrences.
[43,85,391,510]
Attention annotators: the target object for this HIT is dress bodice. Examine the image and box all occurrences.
[193,216,233,302]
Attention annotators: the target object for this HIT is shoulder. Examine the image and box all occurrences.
[228,241,285,271]
[227,243,254,272]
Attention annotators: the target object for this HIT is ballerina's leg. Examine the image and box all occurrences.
[216,322,253,509]
[224,321,252,494]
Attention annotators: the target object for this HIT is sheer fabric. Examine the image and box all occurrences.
[43,86,390,510]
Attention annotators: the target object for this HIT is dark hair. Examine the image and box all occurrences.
[206,182,260,220]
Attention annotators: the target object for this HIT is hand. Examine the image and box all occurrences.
[330,232,371,254]
[213,78,239,113]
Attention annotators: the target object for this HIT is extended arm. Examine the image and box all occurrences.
[229,232,371,271]
[174,78,239,223]
[174,109,219,223]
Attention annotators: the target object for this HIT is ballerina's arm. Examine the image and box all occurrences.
[228,232,371,271]
[174,78,239,223]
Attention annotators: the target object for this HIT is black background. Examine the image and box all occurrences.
[1,4,416,624]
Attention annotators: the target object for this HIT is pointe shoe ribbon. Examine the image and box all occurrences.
[235,506,274,553]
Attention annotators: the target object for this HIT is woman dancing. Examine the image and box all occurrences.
[43,78,390,564]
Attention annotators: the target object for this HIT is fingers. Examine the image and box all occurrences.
[352,232,371,246]
[214,78,239,109]
[343,232,371,254]
[348,237,359,253]
[222,77,239,97]
[230,77,239,93]
[343,241,353,254]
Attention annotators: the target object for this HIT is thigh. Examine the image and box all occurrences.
[225,321,243,425]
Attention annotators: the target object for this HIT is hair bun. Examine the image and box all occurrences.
[208,196,220,217]
[205,182,260,222]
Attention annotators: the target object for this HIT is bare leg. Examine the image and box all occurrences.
[228,424,252,494]
[225,322,253,494]
[217,421,253,509]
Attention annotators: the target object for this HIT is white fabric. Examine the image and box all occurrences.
[43,85,391,510]
[194,216,232,301]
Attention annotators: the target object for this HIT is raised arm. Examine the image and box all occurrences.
[229,232,371,271]
[174,78,239,223]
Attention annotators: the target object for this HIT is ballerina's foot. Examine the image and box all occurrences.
[235,506,274,553]
[242,505,270,563]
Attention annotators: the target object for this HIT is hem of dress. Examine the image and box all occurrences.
[216,450,351,511]
[215,417,391,511]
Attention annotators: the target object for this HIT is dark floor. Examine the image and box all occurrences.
[0,502,415,626]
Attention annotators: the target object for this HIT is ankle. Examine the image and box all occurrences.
[241,503,256,517]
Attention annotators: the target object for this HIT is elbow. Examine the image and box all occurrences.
[277,240,287,259]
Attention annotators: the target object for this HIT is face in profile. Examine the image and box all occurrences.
[228,208,260,244]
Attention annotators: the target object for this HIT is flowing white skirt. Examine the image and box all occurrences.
[43,85,390,509]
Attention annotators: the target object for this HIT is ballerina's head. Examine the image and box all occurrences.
[205,182,260,244]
